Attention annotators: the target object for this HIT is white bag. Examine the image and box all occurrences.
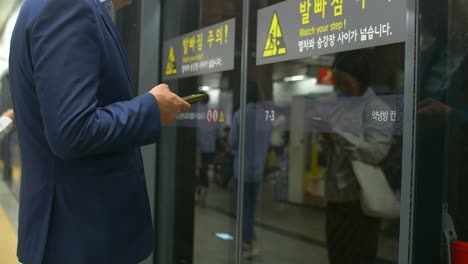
[352,160,400,219]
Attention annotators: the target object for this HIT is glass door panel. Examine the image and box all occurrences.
[158,1,243,263]
[238,1,406,263]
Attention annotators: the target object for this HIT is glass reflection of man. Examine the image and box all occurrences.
[323,51,392,264]
[196,92,216,207]
[230,81,272,259]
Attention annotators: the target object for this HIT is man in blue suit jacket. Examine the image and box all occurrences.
[9,0,190,263]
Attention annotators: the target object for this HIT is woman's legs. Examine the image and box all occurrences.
[326,202,380,264]
[242,182,260,242]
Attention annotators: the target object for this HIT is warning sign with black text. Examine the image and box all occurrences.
[256,0,406,65]
[162,19,236,81]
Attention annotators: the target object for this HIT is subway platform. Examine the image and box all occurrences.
[0,180,19,264]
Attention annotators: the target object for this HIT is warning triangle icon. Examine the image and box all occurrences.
[219,111,225,123]
[165,45,177,76]
[263,12,287,58]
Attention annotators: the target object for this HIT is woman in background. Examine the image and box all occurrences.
[230,82,272,259]
[323,51,393,264]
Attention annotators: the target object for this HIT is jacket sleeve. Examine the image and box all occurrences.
[30,0,160,160]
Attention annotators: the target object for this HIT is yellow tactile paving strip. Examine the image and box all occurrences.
[12,165,21,183]
[0,207,19,264]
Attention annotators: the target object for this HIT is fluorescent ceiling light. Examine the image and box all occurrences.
[200,86,211,91]
[284,75,306,82]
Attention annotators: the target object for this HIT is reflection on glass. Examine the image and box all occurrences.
[324,51,394,264]
[196,92,216,208]
[231,82,273,258]
[159,1,242,263]
[244,11,404,261]
[191,75,237,264]
[160,0,405,263]
[215,232,235,241]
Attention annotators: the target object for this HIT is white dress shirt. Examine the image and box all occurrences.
[100,0,116,22]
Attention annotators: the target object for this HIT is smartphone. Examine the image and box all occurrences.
[183,94,207,104]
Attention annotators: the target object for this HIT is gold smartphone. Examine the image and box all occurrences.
[183,94,207,104]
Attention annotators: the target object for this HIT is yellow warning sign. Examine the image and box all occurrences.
[263,12,287,58]
[165,45,177,76]
[219,111,225,123]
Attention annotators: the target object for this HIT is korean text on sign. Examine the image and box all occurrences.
[372,110,397,122]
[314,0,327,19]
[360,23,392,41]
[331,0,342,16]
[299,0,312,24]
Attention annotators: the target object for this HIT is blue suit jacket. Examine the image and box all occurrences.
[9,0,161,263]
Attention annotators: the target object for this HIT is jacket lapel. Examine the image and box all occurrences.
[91,0,132,88]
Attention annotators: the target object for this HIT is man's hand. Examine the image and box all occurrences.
[149,84,191,125]
[2,109,14,121]
[418,98,452,128]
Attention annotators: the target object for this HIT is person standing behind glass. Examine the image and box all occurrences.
[230,81,272,259]
[196,92,216,207]
[323,51,393,264]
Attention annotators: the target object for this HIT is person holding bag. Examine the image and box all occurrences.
[322,50,394,264]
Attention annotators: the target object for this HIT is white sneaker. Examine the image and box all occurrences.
[242,247,260,259]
